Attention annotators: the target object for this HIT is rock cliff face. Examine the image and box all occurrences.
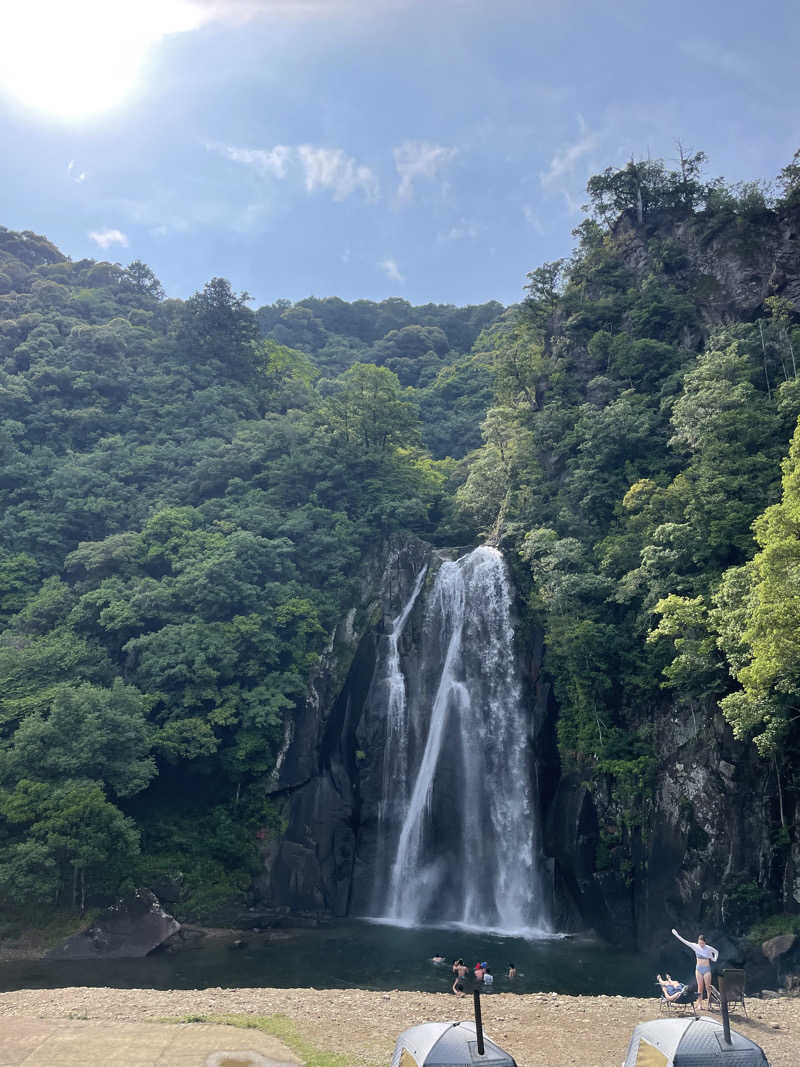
[253,535,432,919]
[544,705,772,949]
[613,198,800,335]
[254,534,784,950]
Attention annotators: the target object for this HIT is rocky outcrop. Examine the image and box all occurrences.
[611,199,800,341]
[253,535,433,918]
[763,933,799,968]
[47,889,179,959]
[545,701,773,950]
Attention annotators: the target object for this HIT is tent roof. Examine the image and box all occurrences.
[626,1018,695,1062]
[393,1021,515,1066]
[625,1017,767,1066]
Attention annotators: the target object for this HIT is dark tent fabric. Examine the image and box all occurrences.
[624,1016,769,1066]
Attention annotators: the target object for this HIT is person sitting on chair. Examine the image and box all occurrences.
[657,973,686,1002]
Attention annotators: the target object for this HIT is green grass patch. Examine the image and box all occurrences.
[0,904,100,950]
[165,1012,381,1067]
[746,913,800,942]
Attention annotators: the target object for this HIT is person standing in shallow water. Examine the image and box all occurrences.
[672,928,719,1011]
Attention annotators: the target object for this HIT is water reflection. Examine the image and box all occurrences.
[0,920,685,997]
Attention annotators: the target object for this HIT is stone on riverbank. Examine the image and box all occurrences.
[47,890,179,959]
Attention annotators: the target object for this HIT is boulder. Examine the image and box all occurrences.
[47,889,180,959]
[762,933,798,963]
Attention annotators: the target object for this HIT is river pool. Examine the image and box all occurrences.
[0,919,688,996]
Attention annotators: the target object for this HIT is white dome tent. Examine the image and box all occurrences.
[390,1022,516,1067]
[623,1016,769,1066]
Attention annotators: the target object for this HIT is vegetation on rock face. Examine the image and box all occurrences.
[454,151,800,921]
[1,147,800,928]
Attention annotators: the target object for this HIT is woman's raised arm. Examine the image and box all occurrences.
[671,928,696,951]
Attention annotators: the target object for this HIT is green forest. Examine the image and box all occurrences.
[2,148,800,932]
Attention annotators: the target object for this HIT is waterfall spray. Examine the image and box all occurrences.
[372,545,549,935]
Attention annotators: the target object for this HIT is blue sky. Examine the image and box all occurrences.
[1,0,798,308]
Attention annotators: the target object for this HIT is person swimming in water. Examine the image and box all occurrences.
[507,962,517,979]
[432,953,446,963]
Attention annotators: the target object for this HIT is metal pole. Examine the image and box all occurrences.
[473,989,485,1055]
[719,976,732,1046]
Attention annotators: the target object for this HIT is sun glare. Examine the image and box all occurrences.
[0,0,206,120]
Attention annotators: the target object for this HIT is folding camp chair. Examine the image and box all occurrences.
[717,968,748,1018]
[657,981,697,1016]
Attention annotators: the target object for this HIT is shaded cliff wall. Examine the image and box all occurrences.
[544,703,771,949]
[253,536,432,916]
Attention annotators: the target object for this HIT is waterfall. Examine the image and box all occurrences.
[373,562,428,876]
[371,545,549,934]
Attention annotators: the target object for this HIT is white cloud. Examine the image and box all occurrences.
[67,160,87,184]
[186,0,439,23]
[210,141,378,201]
[220,144,291,178]
[539,122,601,212]
[379,257,405,283]
[297,145,379,201]
[522,204,545,235]
[437,218,482,242]
[394,141,457,202]
[88,228,129,249]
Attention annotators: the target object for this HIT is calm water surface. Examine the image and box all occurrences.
[0,920,685,996]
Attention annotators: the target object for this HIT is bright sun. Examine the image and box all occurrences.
[0,0,206,120]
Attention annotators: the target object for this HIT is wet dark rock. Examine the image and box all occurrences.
[255,535,432,921]
[763,934,797,963]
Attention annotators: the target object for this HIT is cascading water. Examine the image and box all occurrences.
[370,545,549,935]
[371,563,428,887]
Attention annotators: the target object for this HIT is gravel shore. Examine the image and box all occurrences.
[1,986,798,1066]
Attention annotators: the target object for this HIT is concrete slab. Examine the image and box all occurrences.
[0,1018,302,1066]
[0,1017,59,1064]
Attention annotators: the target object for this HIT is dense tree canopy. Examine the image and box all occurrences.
[2,146,800,924]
